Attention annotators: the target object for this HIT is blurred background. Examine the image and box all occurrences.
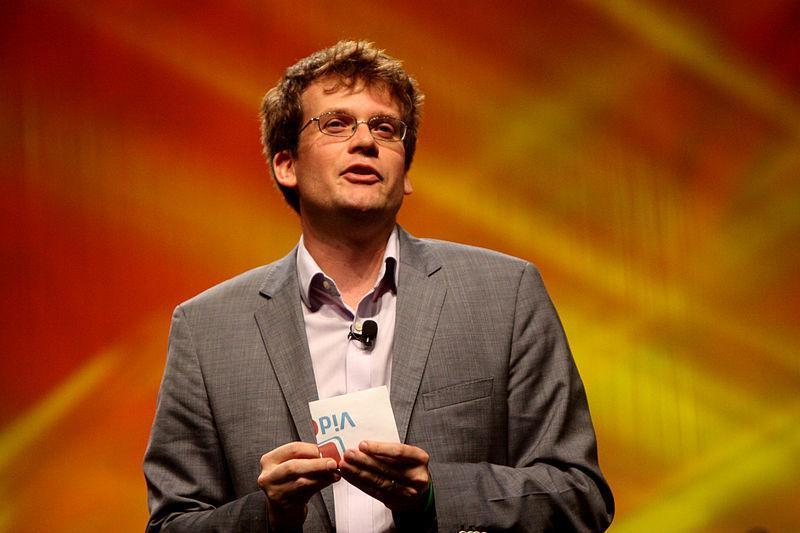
[2,1,799,531]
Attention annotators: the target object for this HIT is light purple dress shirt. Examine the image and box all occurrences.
[296,228,399,533]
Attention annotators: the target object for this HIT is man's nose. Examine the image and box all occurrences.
[348,121,378,151]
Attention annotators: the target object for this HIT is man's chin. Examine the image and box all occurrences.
[336,200,402,222]
[338,193,401,213]
[301,195,403,225]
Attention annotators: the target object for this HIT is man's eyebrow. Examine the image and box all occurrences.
[315,108,401,119]
[306,108,349,118]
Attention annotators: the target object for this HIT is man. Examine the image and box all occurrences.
[144,40,614,532]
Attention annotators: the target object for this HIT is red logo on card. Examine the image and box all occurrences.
[317,436,345,463]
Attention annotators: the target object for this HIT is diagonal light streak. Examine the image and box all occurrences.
[584,0,800,136]
[715,148,800,283]
[0,351,117,471]
[0,352,118,530]
[49,2,269,109]
[413,156,799,373]
[563,307,799,529]
[610,402,800,532]
[18,97,299,271]
[0,314,169,532]
[49,0,529,165]
[562,307,769,459]
[50,0,800,267]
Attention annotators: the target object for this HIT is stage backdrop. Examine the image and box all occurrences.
[2,2,799,532]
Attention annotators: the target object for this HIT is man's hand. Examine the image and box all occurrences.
[257,442,340,531]
[338,441,430,513]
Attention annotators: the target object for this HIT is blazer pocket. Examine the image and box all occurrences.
[422,378,493,411]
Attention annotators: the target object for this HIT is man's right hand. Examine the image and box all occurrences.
[257,441,340,531]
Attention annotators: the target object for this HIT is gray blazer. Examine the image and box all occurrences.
[144,227,614,532]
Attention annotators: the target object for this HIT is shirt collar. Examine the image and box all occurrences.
[297,227,399,311]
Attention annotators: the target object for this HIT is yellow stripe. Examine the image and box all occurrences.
[19,98,299,269]
[0,351,117,471]
[612,403,800,532]
[585,0,800,134]
[413,158,799,371]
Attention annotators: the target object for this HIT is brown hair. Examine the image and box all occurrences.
[260,40,424,213]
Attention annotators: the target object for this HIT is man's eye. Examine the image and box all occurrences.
[321,115,354,133]
[371,120,397,138]
[373,122,396,133]
[323,120,348,131]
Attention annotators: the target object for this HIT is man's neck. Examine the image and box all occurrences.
[300,218,395,309]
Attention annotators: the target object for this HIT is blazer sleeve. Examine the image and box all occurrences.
[143,305,269,532]
[426,263,615,532]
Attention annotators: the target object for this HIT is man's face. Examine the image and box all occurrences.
[273,77,412,223]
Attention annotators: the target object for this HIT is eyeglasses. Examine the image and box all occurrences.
[299,112,408,142]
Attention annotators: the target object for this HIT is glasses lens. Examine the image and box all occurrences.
[368,116,406,141]
[318,113,356,136]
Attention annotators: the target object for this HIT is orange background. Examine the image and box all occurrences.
[2,2,799,532]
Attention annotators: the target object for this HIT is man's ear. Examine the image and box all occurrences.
[272,150,297,189]
[403,173,413,196]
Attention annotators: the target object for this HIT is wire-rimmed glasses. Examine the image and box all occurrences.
[299,112,408,142]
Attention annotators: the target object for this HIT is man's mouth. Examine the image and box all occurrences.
[341,164,382,183]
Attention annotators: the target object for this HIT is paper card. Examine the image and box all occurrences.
[308,386,400,462]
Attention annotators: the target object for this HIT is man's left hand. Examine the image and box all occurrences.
[338,441,430,513]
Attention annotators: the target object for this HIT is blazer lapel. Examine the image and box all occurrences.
[252,230,445,523]
[254,249,335,525]
[391,227,447,443]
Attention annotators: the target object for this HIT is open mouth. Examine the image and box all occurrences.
[341,164,382,183]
